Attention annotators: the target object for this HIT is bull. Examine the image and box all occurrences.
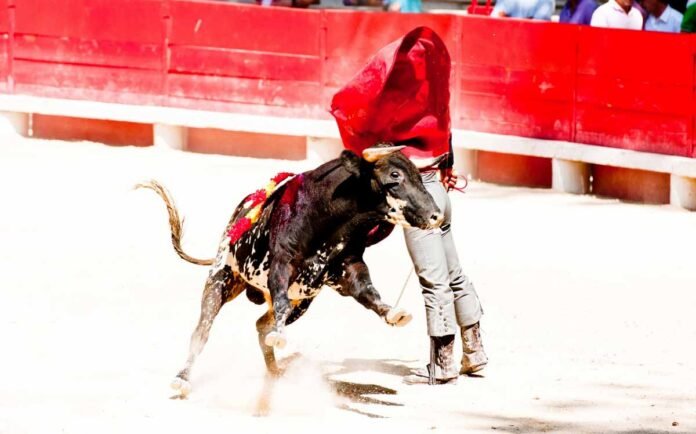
[138,145,443,398]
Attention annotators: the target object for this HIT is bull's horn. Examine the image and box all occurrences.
[362,145,406,162]
[410,154,448,169]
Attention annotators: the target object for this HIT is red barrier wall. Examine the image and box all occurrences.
[0,0,11,93]
[0,0,693,157]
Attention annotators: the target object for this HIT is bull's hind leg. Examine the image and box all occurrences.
[264,258,297,349]
[256,298,313,375]
[171,267,245,398]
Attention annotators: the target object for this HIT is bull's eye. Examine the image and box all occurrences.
[390,171,400,180]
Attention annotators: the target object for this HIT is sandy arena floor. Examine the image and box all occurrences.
[1,136,695,434]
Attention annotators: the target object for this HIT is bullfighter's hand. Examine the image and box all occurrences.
[440,168,458,191]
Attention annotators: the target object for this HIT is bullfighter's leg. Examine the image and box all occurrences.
[171,267,245,398]
[329,257,412,327]
[256,298,314,375]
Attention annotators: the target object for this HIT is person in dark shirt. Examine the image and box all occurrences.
[560,0,599,24]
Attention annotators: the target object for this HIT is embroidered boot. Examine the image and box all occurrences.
[403,335,458,385]
[460,322,488,375]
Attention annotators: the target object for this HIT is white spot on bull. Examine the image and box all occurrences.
[288,282,322,300]
[242,251,270,290]
[386,195,411,227]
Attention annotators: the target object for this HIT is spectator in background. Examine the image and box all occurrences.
[382,0,423,12]
[670,0,686,12]
[257,0,316,7]
[591,0,643,29]
[644,0,683,31]
[560,0,599,24]
[492,0,555,19]
[681,0,696,30]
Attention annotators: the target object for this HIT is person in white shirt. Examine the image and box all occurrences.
[644,0,684,31]
[590,0,644,29]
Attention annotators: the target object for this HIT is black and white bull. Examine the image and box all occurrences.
[138,145,443,398]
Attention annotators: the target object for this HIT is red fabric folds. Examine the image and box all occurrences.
[330,26,451,160]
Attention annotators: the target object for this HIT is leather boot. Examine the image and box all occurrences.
[403,335,458,385]
[460,322,488,375]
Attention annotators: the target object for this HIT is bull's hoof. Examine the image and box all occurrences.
[386,308,412,327]
[170,377,191,399]
[264,331,287,349]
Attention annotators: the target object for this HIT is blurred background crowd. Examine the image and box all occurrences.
[236,0,692,33]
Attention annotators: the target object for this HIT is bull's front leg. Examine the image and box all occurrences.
[264,256,297,349]
[331,257,412,327]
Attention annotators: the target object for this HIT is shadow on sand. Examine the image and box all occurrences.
[253,355,413,419]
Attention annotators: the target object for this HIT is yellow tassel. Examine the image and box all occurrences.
[246,206,262,223]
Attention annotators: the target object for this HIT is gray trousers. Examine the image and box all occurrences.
[404,171,482,337]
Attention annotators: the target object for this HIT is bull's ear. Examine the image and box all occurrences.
[340,150,362,177]
[362,145,406,162]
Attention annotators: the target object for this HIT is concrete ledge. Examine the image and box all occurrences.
[670,175,696,211]
[552,159,590,195]
[0,111,28,137]
[154,124,186,150]
[453,130,696,179]
[0,94,340,140]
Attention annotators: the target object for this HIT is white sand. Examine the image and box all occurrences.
[1,136,694,434]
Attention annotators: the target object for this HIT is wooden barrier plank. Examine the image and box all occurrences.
[14,34,162,70]
[577,27,691,84]
[593,165,671,204]
[0,0,10,92]
[575,106,690,156]
[13,60,163,100]
[32,114,153,147]
[0,39,8,93]
[14,0,163,43]
[169,1,321,55]
[0,0,8,33]
[167,73,323,108]
[186,128,307,160]
[169,46,321,82]
[477,151,552,188]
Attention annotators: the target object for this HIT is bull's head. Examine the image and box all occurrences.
[340,144,444,230]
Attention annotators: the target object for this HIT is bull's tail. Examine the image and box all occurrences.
[135,180,215,266]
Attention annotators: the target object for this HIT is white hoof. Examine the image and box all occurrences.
[264,331,287,349]
[170,377,191,398]
[386,308,412,327]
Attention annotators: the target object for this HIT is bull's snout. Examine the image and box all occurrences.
[429,212,444,229]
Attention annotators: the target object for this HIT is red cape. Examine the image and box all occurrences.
[330,27,451,161]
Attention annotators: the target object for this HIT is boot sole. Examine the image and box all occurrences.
[460,362,487,376]
[403,375,458,385]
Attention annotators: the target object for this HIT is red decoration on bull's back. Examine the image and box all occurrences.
[227,172,295,245]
